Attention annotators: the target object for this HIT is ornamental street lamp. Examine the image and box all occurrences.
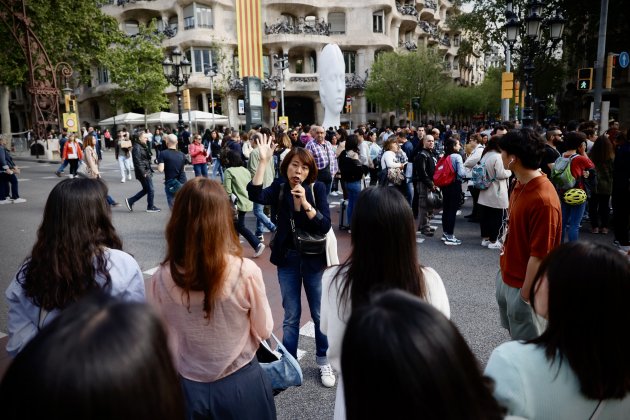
[273,53,289,117]
[162,48,192,136]
[504,0,565,128]
[204,63,219,129]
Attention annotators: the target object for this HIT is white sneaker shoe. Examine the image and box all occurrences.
[487,241,502,249]
[128,174,132,180]
[481,239,490,247]
[254,243,265,258]
[12,198,26,204]
[319,364,336,388]
[121,178,126,183]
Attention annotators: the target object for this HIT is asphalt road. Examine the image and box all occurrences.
[0,150,615,418]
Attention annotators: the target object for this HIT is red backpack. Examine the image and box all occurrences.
[433,155,456,187]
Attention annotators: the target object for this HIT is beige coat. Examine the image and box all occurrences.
[478,150,511,209]
[84,145,99,178]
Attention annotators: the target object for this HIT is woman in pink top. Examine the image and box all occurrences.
[148,177,276,419]
[188,134,209,178]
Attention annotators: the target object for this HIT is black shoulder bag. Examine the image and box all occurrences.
[288,184,327,255]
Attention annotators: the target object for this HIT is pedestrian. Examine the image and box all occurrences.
[248,135,335,388]
[478,136,511,249]
[209,129,223,181]
[463,134,485,222]
[61,133,83,178]
[305,125,338,195]
[413,134,438,236]
[125,133,160,213]
[321,187,450,419]
[587,134,614,234]
[337,134,366,225]
[495,128,561,340]
[157,133,187,210]
[5,178,145,356]
[248,130,277,242]
[485,241,630,419]
[0,136,26,204]
[611,130,630,253]
[0,293,185,419]
[83,135,118,206]
[148,178,276,419]
[54,130,69,177]
[440,138,467,245]
[188,134,209,177]
[342,290,503,420]
[116,130,134,183]
[224,150,265,258]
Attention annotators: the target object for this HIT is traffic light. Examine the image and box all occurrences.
[501,72,514,99]
[64,94,71,112]
[182,89,191,110]
[577,68,593,91]
[605,53,616,89]
[411,97,421,110]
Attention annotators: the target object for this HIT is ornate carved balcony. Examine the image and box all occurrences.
[264,17,330,36]
[396,2,418,16]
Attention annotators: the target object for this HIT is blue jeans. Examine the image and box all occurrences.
[561,201,586,242]
[212,159,223,182]
[404,180,413,206]
[128,174,155,209]
[277,250,329,364]
[345,180,361,225]
[235,210,261,250]
[57,160,69,173]
[253,203,276,236]
[165,185,175,209]
[0,172,18,199]
[193,163,208,177]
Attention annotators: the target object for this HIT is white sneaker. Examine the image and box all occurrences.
[12,198,26,204]
[254,243,265,258]
[319,364,336,388]
[487,241,502,249]
[481,239,490,247]
[128,174,132,180]
[0,200,9,205]
[444,235,462,246]
[331,191,340,197]
[121,178,126,183]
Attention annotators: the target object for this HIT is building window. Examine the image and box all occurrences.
[92,102,100,120]
[97,66,109,84]
[328,12,345,34]
[197,6,213,28]
[295,58,304,74]
[124,20,139,36]
[263,55,271,78]
[343,51,356,74]
[189,48,215,73]
[373,10,384,33]
[233,53,240,78]
[184,4,194,30]
[281,13,296,26]
[367,100,378,113]
[309,51,317,73]
[168,16,178,33]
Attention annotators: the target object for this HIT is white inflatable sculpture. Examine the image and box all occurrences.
[319,44,346,130]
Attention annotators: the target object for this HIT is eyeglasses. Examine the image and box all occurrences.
[316,131,325,134]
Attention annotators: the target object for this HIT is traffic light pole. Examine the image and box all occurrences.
[592,0,609,133]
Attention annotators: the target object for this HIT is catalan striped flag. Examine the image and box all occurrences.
[235,0,263,79]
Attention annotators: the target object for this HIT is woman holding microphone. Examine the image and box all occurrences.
[247,133,336,388]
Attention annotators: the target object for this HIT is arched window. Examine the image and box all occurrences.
[124,20,139,36]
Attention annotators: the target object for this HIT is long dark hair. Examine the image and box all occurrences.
[333,187,426,313]
[344,134,359,153]
[342,290,505,420]
[588,134,614,166]
[0,292,185,419]
[481,136,501,159]
[444,138,459,156]
[19,178,122,311]
[529,241,630,400]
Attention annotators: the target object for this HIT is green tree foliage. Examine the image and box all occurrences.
[0,0,120,87]
[103,21,169,126]
[366,48,449,118]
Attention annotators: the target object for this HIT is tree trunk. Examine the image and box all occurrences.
[0,85,12,142]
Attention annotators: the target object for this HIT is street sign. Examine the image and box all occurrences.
[619,51,629,69]
[501,72,514,99]
[63,113,78,132]
[578,80,591,90]
[269,99,278,110]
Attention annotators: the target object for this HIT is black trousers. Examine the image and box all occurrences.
[479,204,505,242]
[441,181,461,236]
[612,190,630,245]
[588,193,610,229]
[469,186,480,217]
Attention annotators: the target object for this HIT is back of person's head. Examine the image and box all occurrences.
[342,290,505,420]
[0,292,184,420]
[498,128,545,169]
[481,136,502,158]
[164,178,242,316]
[21,178,122,311]
[224,150,243,168]
[334,187,425,311]
[564,131,587,150]
[588,134,614,165]
[345,134,359,153]
[444,138,459,155]
[566,120,579,132]
[529,241,630,400]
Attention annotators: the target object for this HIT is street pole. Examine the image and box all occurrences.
[176,86,184,135]
[210,74,215,129]
[592,0,609,134]
[280,69,285,117]
[501,48,511,122]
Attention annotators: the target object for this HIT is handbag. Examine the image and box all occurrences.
[289,184,327,255]
[120,139,132,149]
[76,161,91,178]
[387,167,405,185]
[258,333,303,395]
[165,178,183,194]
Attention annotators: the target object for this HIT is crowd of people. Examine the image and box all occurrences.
[1,119,630,419]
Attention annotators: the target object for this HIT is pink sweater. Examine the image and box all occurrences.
[188,142,208,165]
[148,256,273,382]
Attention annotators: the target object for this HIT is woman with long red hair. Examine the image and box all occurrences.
[148,177,276,419]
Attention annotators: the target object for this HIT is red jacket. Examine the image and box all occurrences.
[62,141,83,160]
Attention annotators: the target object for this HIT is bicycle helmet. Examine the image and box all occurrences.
[563,188,587,205]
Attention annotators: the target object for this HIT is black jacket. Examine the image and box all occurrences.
[338,151,367,183]
[248,178,331,270]
[414,148,437,188]
[132,141,153,179]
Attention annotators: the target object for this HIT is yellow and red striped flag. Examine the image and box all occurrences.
[235,0,263,79]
